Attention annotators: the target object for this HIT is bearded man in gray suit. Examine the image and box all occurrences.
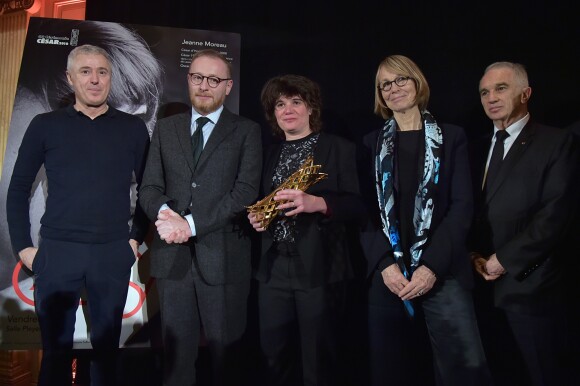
[139,49,262,386]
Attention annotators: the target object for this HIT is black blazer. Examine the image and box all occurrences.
[469,121,579,314]
[254,132,365,289]
[360,123,475,290]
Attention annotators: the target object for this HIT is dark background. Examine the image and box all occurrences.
[84,1,578,385]
[86,0,579,143]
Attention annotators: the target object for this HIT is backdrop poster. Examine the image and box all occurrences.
[0,17,241,349]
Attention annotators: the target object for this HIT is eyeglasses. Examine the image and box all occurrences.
[188,73,231,88]
[377,76,412,92]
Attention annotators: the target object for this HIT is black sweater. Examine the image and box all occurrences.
[7,105,150,253]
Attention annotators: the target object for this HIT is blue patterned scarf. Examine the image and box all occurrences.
[375,110,442,317]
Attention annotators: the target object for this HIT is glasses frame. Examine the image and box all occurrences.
[377,76,412,92]
[188,73,232,88]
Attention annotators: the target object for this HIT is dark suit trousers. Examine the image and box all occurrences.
[504,309,574,386]
[156,256,250,386]
[33,238,135,386]
[258,244,338,386]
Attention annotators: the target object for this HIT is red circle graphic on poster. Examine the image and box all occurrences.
[11,261,147,318]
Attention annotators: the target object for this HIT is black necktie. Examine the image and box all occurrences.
[192,117,210,168]
[485,130,510,190]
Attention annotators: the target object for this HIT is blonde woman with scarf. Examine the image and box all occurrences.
[359,55,492,386]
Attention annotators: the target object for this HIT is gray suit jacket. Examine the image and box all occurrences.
[139,108,262,285]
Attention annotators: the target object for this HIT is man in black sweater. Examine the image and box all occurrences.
[6,44,150,386]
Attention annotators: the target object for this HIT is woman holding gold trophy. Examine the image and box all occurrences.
[248,74,364,386]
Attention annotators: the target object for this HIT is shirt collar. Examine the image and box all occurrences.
[493,113,529,140]
[191,105,223,126]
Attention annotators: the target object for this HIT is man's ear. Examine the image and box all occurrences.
[66,71,73,86]
[521,86,532,103]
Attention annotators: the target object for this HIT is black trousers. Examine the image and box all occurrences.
[367,272,492,386]
[504,309,575,386]
[33,238,135,386]
[258,243,342,386]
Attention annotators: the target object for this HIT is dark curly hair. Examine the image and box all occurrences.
[260,74,323,138]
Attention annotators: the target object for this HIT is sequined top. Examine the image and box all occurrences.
[271,133,319,242]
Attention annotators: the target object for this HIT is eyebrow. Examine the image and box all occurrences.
[191,72,225,78]
[480,81,509,92]
[78,66,109,71]
[276,96,303,102]
[380,75,404,81]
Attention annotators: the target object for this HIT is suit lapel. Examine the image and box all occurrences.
[175,113,195,173]
[477,134,494,191]
[486,123,535,202]
[195,109,236,171]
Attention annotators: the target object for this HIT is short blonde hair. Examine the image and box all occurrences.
[373,55,430,119]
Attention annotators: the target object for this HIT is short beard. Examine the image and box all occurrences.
[190,93,225,115]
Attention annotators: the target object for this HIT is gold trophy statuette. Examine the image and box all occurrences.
[247,156,328,229]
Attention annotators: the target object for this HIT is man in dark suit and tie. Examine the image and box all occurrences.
[469,61,579,386]
[139,49,262,386]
